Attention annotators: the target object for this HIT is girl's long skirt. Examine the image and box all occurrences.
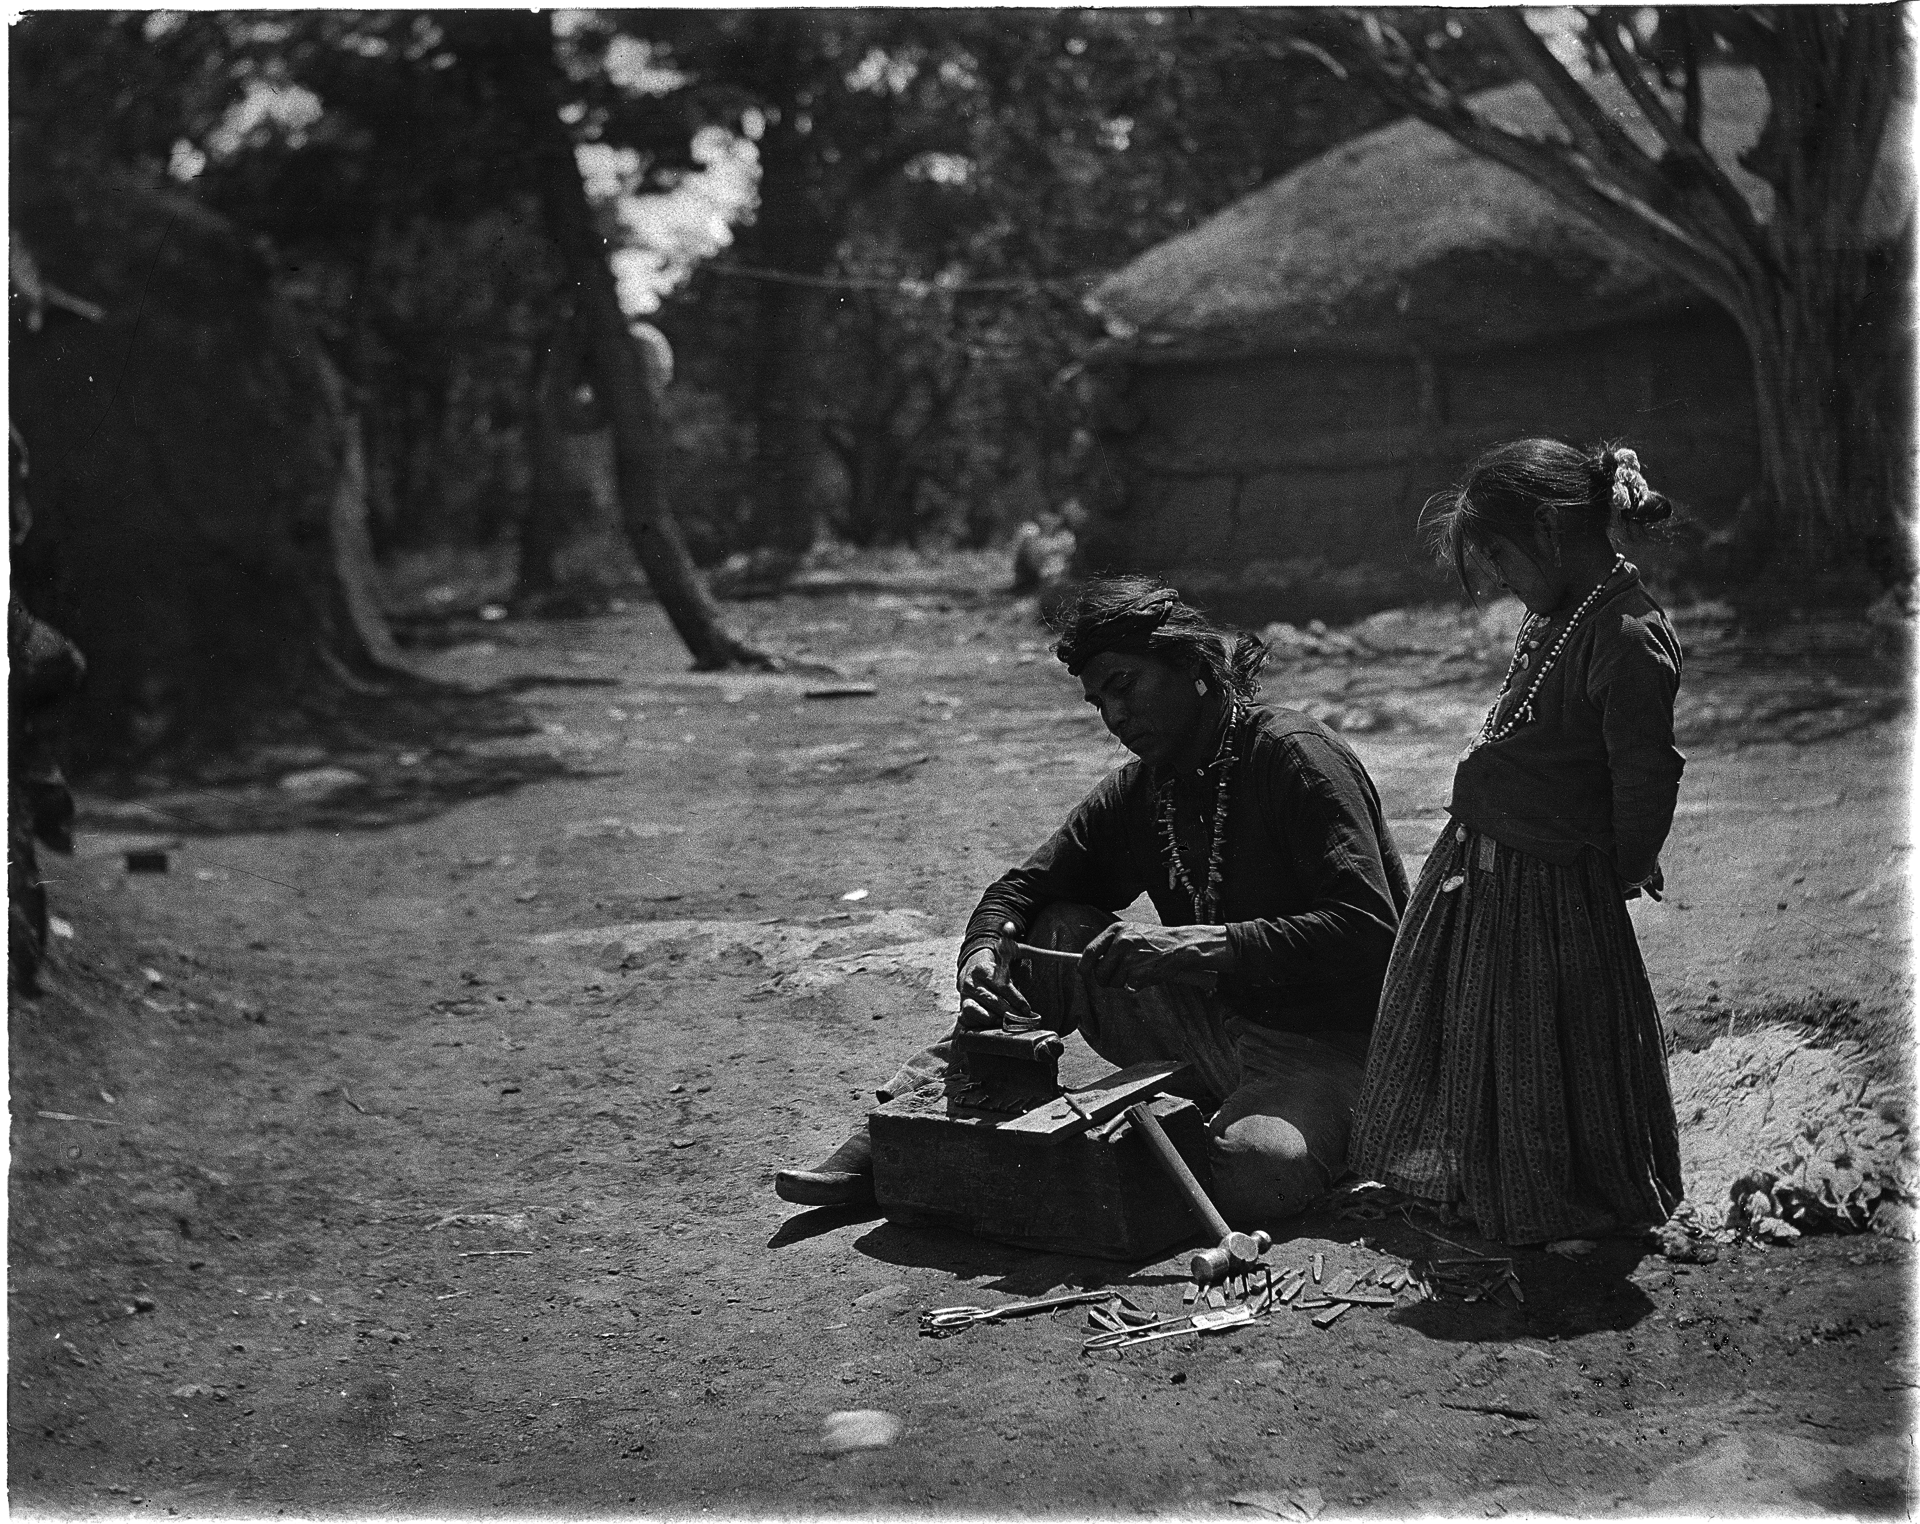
[1351,821,1683,1245]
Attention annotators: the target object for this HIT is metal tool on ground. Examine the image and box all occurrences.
[1083,1302,1258,1352]
[1086,1302,1158,1334]
[919,1287,1122,1337]
[1122,1101,1271,1286]
[1413,1254,1522,1304]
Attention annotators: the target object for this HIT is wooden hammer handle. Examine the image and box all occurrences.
[1013,942,1081,964]
[1124,1101,1231,1243]
[993,921,1081,983]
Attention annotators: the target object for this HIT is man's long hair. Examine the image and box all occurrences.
[1051,575,1267,702]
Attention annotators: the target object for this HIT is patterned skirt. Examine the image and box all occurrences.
[1350,820,1683,1245]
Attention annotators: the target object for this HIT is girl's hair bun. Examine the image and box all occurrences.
[1598,446,1672,526]
[1619,489,1673,527]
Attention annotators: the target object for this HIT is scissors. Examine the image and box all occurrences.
[1083,1303,1260,1352]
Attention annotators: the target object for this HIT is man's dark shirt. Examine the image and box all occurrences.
[961,703,1409,1059]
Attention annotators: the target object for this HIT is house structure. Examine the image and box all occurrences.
[1078,66,1902,625]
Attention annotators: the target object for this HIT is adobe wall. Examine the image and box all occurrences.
[12,160,359,766]
[1084,308,1758,625]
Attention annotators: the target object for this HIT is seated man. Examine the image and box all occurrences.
[776,576,1409,1225]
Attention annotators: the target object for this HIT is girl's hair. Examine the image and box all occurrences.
[1051,573,1268,702]
[1420,438,1673,597]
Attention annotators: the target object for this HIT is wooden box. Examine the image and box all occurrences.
[869,1090,1215,1261]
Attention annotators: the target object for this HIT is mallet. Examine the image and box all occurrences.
[991,920,1082,985]
[989,920,1080,1037]
[1123,1101,1271,1287]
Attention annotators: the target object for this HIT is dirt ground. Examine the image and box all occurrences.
[9,574,1914,1517]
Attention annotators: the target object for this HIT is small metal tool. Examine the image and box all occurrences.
[1083,1303,1259,1352]
[920,1288,1120,1337]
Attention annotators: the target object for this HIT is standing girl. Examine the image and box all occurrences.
[1352,439,1685,1245]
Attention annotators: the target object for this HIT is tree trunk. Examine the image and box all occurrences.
[746,274,834,562]
[515,313,586,604]
[494,17,776,670]
[1730,244,1908,590]
[308,339,433,685]
[739,86,839,569]
[1299,9,1911,600]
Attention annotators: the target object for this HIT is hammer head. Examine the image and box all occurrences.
[991,919,1019,988]
[1188,1229,1272,1287]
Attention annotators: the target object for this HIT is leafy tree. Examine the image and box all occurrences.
[646,8,1444,558]
[445,10,775,666]
[100,10,776,666]
[1266,6,1912,588]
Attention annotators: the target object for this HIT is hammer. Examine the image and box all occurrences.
[990,920,1082,987]
[1123,1101,1271,1286]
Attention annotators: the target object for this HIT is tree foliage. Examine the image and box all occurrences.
[11,8,1526,576]
[1268,6,1912,585]
[645,8,1457,553]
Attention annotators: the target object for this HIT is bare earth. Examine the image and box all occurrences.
[10,583,1913,1517]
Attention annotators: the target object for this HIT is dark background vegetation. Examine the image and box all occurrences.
[11,9,1504,568]
[8,8,1908,769]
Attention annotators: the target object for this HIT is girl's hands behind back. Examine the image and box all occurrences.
[1623,862,1665,901]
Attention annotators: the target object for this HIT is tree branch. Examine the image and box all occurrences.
[1709,11,1783,77]
[1679,20,1702,140]
[1296,16,1752,315]
[1590,8,1772,257]
[820,418,857,465]
[1821,8,1903,234]
[1472,9,1675,212]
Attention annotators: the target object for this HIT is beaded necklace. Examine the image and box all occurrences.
[1154,704,1243,921]
[1470,554,1626,752]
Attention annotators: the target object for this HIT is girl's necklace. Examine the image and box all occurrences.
[1155,705,1243,921]
[1470,554,1625,752]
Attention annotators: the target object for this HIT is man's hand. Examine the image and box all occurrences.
[1080,923,1231,991]
[957,948,1037,1030]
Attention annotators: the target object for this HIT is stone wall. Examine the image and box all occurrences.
[1083,307,1758,626]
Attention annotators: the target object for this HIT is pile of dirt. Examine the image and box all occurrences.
[1668,1025,1917,1238]
[1262,601,1525,665]
[535,907,965,1017]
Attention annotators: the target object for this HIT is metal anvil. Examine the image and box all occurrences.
[952,1026,1065,1114]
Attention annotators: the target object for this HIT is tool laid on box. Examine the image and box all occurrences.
[1123,1101,1271,1286]
[869,1074,1210,1259]
[998,1059,1189,1138]
[867,920,1234,1262]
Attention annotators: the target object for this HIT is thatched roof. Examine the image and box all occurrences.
[1090,65,1911,362]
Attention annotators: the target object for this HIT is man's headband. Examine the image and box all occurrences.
[1055,587,1181,676]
